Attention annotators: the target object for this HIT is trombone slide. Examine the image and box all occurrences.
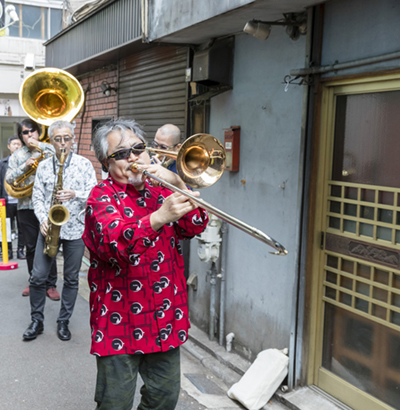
[134,166,288,255]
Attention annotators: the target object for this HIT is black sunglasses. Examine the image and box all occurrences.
[107,143,146,160]
[21,128,36,135]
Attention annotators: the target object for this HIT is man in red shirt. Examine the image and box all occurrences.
[83,118,208,410]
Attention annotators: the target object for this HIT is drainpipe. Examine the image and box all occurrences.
[209,261,217,341]
[197,215,222,341]
[219,222,228,346]
[140,0,149,43]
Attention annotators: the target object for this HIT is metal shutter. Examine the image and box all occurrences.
[118,46,188,140]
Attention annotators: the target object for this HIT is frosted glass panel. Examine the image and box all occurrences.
[332,91,400,188]
[323,305,400,409]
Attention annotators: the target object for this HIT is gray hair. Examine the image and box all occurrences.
[93,118,146,163]
[48,120,75,139]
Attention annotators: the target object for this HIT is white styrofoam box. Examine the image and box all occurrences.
[227,348,289,410]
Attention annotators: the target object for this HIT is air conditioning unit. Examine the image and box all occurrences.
[192,37,234,88]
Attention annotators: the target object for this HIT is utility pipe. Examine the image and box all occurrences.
[140,0,149,42]
[209,262,217,341]
[226,332,235,353]
[290,50,400,77]
[219,222,228,346]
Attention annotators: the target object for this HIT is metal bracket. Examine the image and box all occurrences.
[282,74,313,91]
[187,273,198,291]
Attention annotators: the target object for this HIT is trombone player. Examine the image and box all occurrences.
[83,118,208,409]
[6,119,59,299]
[22,120,97,341]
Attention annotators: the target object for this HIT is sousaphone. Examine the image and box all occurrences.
[5,68,84,198]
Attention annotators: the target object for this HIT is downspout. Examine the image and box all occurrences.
[288,5,316,390]
[219,222,228,346]
[140,0,149,43]
[290,5,324,389]
[209,261,217,341]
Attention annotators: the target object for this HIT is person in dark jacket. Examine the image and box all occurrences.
[0,135,25,260]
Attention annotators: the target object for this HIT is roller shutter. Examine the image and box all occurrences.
[118,46,189,139]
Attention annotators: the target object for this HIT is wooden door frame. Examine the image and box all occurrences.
[306,73,400,409]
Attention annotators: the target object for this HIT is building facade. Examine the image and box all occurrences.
[45,1,400,409]
[0,0,64,156]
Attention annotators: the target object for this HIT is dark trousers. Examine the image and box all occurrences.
[30,233,85,323]
[5,203,24,251]
[95,348,181,410]
[18,209,57,288]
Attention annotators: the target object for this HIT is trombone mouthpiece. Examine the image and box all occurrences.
[130,164,140,173]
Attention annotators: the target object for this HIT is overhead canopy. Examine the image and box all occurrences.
[45,0,326,76]
[45,0,146,76]
[146,0,327,44]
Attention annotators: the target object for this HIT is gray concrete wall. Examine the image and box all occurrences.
[188,28,306,360]
[322,0,400,77]
[147,0,254,41]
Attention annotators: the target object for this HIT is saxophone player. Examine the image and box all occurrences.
[6,119,59,298]
[22,120,97,342]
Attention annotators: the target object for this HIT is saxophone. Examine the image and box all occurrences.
[43,149,70,258]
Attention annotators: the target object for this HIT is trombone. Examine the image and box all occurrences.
[132,134,288,255]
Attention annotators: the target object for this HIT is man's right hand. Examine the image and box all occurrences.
[150,191,200,231]
[25,157,36,168]
[40,220,49,237]
[27,137,39,150]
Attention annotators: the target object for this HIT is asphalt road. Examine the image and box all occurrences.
[0,256,243,410]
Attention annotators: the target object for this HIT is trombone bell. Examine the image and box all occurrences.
[177,134,226,189]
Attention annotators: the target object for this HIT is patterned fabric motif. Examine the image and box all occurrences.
[83,177,209,357]
[32,153,97,240]
[5,143,55,210]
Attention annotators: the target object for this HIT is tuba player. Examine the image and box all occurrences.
[6,119,59,298]
[22,120,97,342]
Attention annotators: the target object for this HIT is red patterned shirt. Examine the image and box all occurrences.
[82,177,208,357]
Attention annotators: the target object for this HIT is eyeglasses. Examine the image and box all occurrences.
[21,128,36,135]
[107,143,146,161]
[150,141,178,150]
[53,135,73,143]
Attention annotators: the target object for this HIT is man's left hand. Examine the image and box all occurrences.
[56,189,76,202]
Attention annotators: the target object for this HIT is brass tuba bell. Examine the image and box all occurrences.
[19,67,85,128]
[5,68,84,199]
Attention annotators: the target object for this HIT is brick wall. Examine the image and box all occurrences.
[73,68,118,262]
[74,68,118,182]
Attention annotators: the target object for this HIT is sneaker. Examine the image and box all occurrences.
[17,248,26,260]
[46,287,60,301]
[22,286,30,297]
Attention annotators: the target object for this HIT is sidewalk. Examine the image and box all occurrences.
[0,256,262,410]
[0,253,344,410]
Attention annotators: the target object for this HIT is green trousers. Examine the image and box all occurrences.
[95,347,181,410]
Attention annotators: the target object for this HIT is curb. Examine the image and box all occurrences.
[185,325,296,410]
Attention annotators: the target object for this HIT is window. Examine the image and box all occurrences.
[3,2,64,40]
